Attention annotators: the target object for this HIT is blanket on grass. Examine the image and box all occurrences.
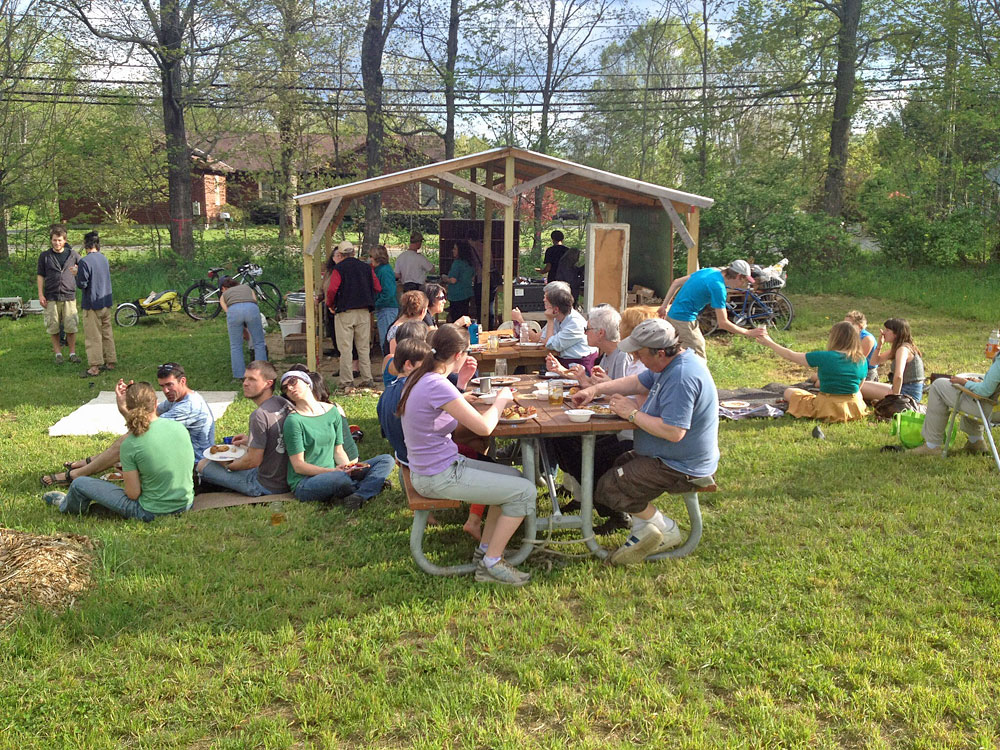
[48,391,237,436]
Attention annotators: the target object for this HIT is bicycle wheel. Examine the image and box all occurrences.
[182,280,222,321]
[253,281,284,323]
[752,291,794,330]
[114,303,140,327]
[697,306,718,336]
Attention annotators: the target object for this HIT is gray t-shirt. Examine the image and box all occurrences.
[248,395,292,493]
[222,284,257,306]
[394,250,434,285]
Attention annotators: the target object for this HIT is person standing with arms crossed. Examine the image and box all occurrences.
[36,223,81,365]
[73,230,117,378]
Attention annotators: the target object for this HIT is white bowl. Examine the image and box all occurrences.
[478,393,498,404]
[565,409,593,423]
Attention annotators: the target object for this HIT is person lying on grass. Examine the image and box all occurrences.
[860,318,925,403]
[398,324,536,587]
[42,382,194,521]
[571,318,719,565]
[755,321,868,423]
[41,362,214,488]
[908,341,1000,457]
[196,360,291,497]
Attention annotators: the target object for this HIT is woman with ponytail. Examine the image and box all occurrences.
[399,324,536,586]
[42,381,195,521]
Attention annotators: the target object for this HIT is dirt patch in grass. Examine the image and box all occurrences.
[0,528,96,626]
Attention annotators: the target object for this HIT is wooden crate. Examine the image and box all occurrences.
[283,333,306,355]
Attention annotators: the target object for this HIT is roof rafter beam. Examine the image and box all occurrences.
[420,177,474,203]
[505,169,567,198]
[439,171,513,206]
[659,196,695,250]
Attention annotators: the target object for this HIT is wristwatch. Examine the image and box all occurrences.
[628,409,639,423]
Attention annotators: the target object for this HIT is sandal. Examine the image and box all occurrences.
[80,368,102,378]
[40,472,72,488]
[64,457,93,471]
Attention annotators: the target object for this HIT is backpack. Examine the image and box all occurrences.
[872,393,924,421]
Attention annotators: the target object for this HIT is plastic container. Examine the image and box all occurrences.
[890,410,957,449]
[469,319,479,344]
[565,409,593,423]
[278,319,304,338]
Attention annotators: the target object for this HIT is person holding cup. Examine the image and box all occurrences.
[398,324,536,586]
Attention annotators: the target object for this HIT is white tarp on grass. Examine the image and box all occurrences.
[48,391,237,436]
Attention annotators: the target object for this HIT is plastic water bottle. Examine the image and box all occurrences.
[519,321,530,344]
[988,328,999,359]
[469,319,479,345]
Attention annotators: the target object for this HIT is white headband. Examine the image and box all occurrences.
[280,371,312,388]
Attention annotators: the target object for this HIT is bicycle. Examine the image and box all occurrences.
[697,285,794,336]
[182,263,285,323]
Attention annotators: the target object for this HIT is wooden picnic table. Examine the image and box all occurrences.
[469,332,549,374]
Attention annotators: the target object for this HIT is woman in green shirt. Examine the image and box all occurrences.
[42,381,194,520]
[757,321,869,422]
[443,241,477,323]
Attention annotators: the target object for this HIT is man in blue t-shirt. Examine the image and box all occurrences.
[657,259,764,359]
[571,319,720,565]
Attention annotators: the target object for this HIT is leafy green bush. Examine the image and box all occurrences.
[247,200,280,225]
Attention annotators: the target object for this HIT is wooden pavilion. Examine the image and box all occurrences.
[294,146,714,370]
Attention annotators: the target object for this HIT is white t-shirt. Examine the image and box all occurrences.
[395,250,434,285]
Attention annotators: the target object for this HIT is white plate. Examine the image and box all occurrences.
[518,342,545,348]
[499,414,536,424]
[544,371,563,378]
[720,400,751,409]
[202,445,247,462]
[956,373,984,380]
[470,376,521,386]
[549,379,579,387]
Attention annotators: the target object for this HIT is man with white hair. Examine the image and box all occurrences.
[657,259,764,359]
[325,240,381,389]
[572,318,719,564]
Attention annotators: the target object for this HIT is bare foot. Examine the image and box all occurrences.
[462,514,483,541]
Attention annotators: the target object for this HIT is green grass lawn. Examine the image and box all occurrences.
[2,288,1000,748]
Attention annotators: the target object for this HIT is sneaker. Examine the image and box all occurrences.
[54,353,64,364]
[964,440,990,455]
[608,524,663,565]
[474,559,530,586]
[357,380,375,390]
[909,444,942,456]
[342,492,365,511]
[68,353,81,363]
[646,520,684,556]
[43,491,66,507]
[472,546,486,564]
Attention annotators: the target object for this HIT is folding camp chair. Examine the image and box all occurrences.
[941,383,1000,474]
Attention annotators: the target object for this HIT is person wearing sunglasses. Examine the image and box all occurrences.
[423,282,470,330]
[41,362,215,488]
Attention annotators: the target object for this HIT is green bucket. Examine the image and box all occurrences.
[890,410,957,449]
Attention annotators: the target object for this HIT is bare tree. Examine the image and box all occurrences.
[48,0,251,258]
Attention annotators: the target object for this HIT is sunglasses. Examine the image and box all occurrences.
[157,363,181,378]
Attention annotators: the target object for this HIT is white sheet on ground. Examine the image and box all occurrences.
[48,391,237,436]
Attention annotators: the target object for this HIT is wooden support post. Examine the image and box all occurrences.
[502,155,515,321]
[480,168,492,327]
[302,204,316,370]
[686,206,700,274]
[605,203,617,223]
[469,167,477,217]
[668,229,675,287]
[591,199,604,223]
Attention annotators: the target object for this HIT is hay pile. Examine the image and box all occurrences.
[0,528,96,627]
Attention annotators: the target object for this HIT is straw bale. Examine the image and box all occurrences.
[0,528,96,627]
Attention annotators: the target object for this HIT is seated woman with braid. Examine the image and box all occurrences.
[42,382,194,521]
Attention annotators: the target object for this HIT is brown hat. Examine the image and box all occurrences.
[409,231,423,244]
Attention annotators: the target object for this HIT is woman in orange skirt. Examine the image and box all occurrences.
[757,321,869,423]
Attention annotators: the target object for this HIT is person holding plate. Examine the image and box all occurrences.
[197,360,291,497]
[42,382,194,521]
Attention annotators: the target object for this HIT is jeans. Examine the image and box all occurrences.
[376,307,398,355]
[410,457,536,517]
[901,381,924,402]
[198,461,274,496]
[293,453,394,502]
[60,476,158,522]
[226,302,267,378]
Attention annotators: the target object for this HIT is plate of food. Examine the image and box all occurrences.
[544,371,564,378]
[499,404,537,423]
[202,444,247,462]
[470,376,521,387]
[578,403,619,419]
[100,470,124,482]
[567,387,604,400]
[956,373,984,381]
[720,400,751,409]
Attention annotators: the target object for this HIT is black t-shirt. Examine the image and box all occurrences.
[543,244,566,283]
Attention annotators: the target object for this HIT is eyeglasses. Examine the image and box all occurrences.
[157,363,181,378]
[437,295,446,301]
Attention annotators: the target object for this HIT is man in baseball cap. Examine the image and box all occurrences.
[570,317,719,565]
[656,259,764,359]
[325,238,382,390]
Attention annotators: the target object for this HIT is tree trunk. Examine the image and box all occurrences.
[821,0,861,218]
[362,0,386,251]
[534,0,556,253]
[0,186,8,261]
[441,0,459,218]
[159,2,194,259]
[277,113,297,241]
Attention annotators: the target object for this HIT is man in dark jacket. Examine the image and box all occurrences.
[73,230,117,377]
[325,240,381,390]
[36,223,81,364]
